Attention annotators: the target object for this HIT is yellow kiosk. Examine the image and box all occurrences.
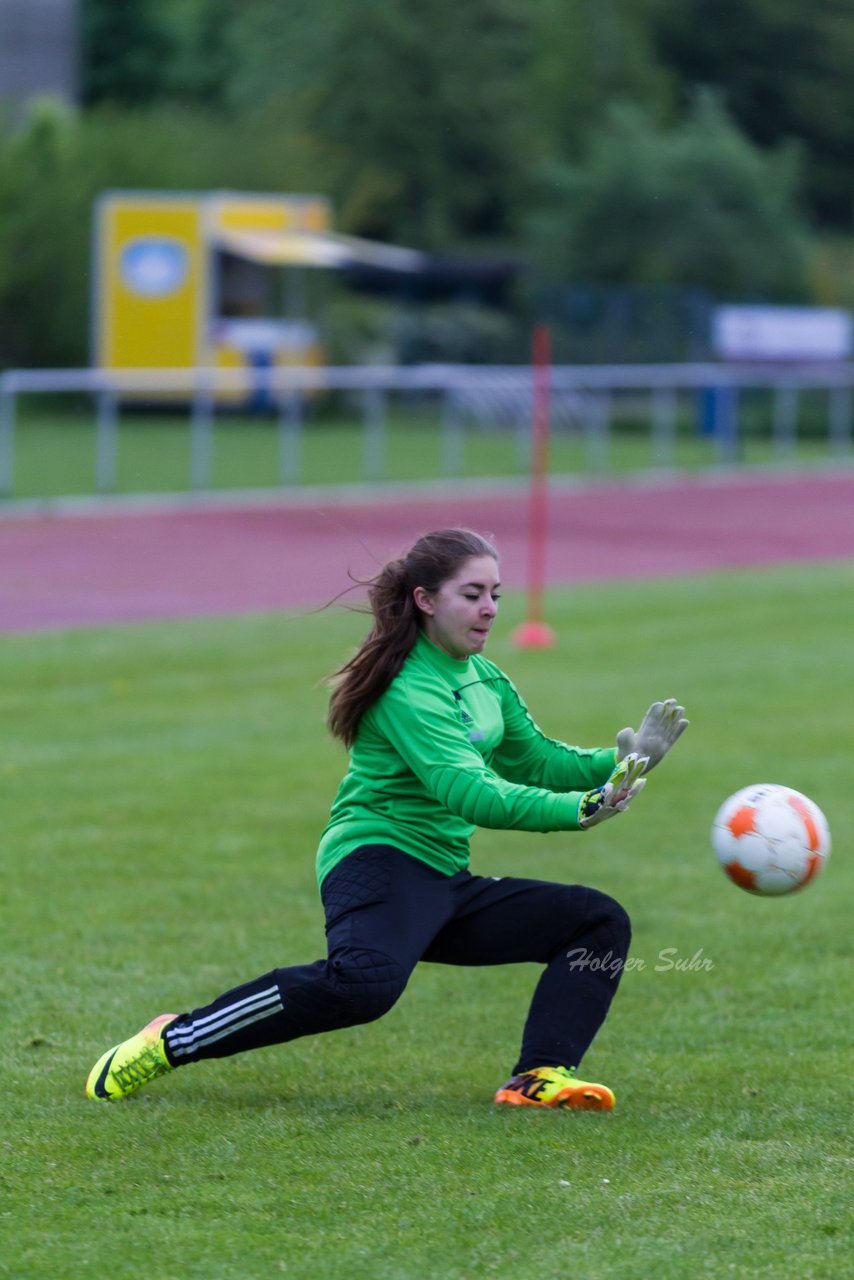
[92,189,425,400]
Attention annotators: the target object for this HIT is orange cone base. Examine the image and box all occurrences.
[512,620,556,649]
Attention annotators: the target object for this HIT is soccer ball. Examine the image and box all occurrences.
[711,784,831,896]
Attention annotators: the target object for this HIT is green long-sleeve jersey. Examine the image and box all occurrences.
[315,631,618,886]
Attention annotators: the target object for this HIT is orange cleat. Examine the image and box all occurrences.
[494,1065,615,1111]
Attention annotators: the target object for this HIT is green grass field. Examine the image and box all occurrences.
[3,562,852,1278]
[4,397,844,499]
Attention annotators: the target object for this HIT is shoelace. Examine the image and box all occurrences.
[112,1043,169,1090]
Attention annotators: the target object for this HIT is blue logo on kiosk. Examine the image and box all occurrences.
[121,239,188,297]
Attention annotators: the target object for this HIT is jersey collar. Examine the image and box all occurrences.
[416,630,473,674]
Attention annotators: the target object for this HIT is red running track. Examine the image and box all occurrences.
[1,471,853,633]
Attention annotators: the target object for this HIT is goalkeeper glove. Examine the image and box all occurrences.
[578,752,648,829]
[616,699,688,773]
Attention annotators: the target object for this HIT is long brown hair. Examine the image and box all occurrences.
[327,528,498,747]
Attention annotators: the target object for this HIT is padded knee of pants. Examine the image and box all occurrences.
[329,948,409,1025]
[579,887,632,956]
[548,885,632,960]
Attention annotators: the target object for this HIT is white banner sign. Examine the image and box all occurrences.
[712,305,853,361]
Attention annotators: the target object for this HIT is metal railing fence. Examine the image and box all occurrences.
[1,361,852,498]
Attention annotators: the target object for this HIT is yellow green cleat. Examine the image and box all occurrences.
[494,1065,615,1111]
[85,1014,178,1101]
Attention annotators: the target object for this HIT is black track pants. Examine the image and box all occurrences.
[165,844,631,1074]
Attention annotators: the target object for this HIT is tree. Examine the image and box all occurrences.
[302,0,534,246]
[0,98,332,368]
[530,94,809,298]
[80,0,177,106]
[650,0,854,225]
[526,0,674,160]
[79,0,538,248]
[0,102,90,366]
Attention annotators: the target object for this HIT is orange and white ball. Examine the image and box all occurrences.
[711,784,831,896]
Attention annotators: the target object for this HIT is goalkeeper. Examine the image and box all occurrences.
[86,528,688,1110]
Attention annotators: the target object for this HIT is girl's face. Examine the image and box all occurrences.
[414,555,501,660]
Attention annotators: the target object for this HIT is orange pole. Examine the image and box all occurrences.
[513,324,556,648]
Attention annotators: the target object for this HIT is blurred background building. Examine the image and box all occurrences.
[0,0,78,116]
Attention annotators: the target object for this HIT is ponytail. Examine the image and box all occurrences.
[327,528,497,747]
[326,559,419,747]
